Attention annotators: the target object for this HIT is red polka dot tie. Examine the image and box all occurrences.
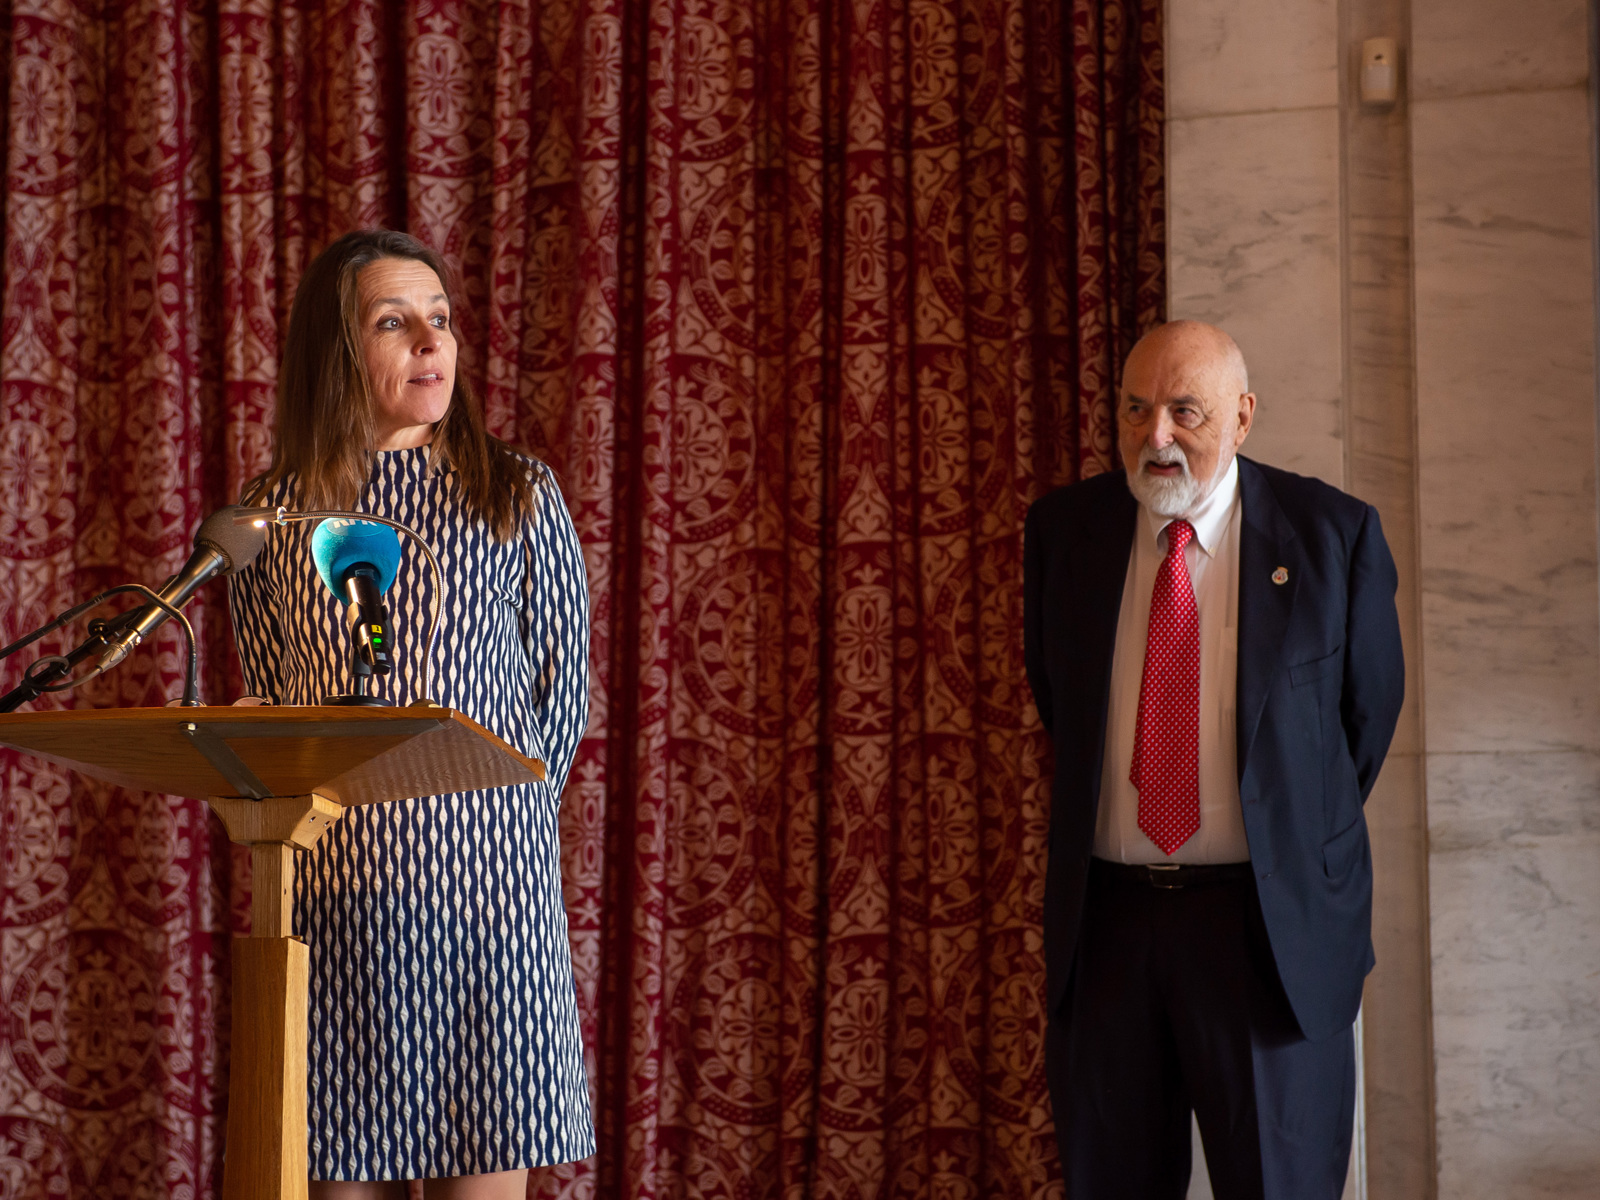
[1130,519,1201,855]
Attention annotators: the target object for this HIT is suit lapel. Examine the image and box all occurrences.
[1236,458,1300,776]
[1078,479,1137,803]
[1079,480,1138,646]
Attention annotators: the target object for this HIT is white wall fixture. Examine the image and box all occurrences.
[1360,38,1400,105]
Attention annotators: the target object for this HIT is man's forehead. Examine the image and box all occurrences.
[1120,388,1210,407]
[1123,351,1237,399]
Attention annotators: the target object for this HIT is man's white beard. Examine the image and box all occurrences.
[1127,444,1216,517]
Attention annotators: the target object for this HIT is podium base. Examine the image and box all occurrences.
[224,937,309,1200]
[210,795,341,1200]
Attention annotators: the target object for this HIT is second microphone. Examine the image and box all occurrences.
[311,518,402,703]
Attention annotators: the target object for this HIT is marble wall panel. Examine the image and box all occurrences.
[1167,0,1338,119]
[1361,752,1433,1198]
[1411,86,1600,754]
[1188,1121,1213,1200]
[1411,0,1588,99]
[1167,107,1345,486]
[1411,5,1600,1187]
[1339,0,1437,1186]
[1426,750,1600,1198]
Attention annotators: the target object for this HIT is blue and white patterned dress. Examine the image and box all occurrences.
[227,446,595,1181]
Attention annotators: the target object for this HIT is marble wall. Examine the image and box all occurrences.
[1339,0,1435,1193]
[1166,0,1600,1196]
[1410,1,1600,1194]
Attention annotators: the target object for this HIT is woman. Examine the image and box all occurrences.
[230,229,594,1199]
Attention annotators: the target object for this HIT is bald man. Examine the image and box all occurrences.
[1023,322,1403,1198]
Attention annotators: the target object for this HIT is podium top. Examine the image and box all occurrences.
[0,705,545,806]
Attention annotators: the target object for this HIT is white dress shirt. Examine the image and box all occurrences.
[1095,457,1249,864]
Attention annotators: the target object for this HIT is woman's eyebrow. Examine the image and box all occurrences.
[370,293,448,309]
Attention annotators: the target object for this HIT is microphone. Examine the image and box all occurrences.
[310,519,402,681]
[0,505,268,713]
[234,506,442,704]
[94,506,270,672]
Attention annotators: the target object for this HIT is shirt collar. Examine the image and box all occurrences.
[1141,456,1240,558]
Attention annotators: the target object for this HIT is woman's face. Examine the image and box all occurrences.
[356,257,457,450]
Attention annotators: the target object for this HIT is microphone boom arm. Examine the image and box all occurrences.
[0,583,201,713]
[239,506,443,703]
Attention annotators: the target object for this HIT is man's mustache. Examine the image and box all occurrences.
[1139,445,1191,473]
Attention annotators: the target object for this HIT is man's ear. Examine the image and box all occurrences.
[1234,392,1257,446]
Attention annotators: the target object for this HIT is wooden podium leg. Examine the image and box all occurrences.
[210,796,342,1200]
[225,938,309,1200]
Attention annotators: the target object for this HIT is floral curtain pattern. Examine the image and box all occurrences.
[0,0,1163,1196]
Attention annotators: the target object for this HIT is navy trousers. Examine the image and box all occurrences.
[1046,859,1356,1200]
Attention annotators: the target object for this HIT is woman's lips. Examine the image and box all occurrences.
[407,373,447,386]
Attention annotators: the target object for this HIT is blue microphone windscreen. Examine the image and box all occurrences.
[310,519,402,597]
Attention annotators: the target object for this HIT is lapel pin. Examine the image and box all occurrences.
[1272,566,1289,585]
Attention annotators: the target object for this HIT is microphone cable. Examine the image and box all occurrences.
[1,583,200,707]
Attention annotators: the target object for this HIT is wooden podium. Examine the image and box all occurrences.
[0,705,545,1200]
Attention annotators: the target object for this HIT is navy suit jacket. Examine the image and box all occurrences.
[1022,456,1404,1042]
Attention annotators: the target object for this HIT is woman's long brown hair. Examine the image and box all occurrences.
[245,228,533,540]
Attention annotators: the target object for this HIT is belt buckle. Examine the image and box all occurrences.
[1146,863,1183,889]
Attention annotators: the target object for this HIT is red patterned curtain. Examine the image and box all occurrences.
[0,0,1163,1196]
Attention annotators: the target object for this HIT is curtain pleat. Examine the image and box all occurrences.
[0,0,1162,1194]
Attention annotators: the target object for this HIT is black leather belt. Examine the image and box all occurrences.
[1091,858,1254,890]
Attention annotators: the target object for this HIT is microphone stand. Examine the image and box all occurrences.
[327,567,394,706]
[0,584,202,713]
[332,643,386,706]
[0,629,113,713]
